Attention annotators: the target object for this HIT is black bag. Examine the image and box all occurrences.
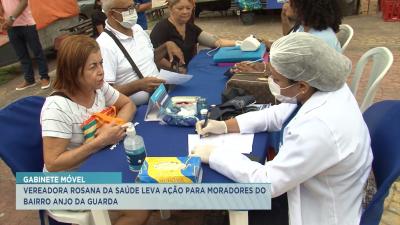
[221,87,247,103]
[208,95,256,121]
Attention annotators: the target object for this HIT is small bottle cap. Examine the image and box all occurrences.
[126,124,136,136]
[200,108,208,115]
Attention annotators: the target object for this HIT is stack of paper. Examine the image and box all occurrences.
[188,133,254,154]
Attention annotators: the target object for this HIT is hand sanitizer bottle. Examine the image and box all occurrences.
[124,124,147,172]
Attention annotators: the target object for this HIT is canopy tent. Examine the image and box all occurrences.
[30,0,79,30]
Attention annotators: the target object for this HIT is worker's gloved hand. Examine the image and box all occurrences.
[195,120,227,136]
[190,144,216,164]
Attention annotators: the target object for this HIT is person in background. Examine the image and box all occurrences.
[233,0,342,73]
[0,0,50,90]
[98,0,184,106]
[150,0,236,72]
[91,0,107,37]
[41,35,150,225]
[192,32,373,225]
[134,0,152,30]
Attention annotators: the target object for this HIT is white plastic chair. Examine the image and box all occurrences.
[337,24,354,52]
[349,47,394,112]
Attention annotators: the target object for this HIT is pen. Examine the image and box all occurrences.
[202,110,210,129]
[201,104,215,135]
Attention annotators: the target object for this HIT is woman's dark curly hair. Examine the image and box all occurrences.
[290,0,343,33]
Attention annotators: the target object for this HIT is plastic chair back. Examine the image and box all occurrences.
[0,96,72,225]
[337,24,354,52]
[361,100,400,225]
[349,47,393,112]
[0,96,45,175]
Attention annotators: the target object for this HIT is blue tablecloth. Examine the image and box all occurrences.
[79,51,269,183]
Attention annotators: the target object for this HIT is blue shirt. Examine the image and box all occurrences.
[135,0,150,30]
[296,25,342,53]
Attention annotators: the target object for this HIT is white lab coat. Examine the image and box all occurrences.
[209,84,373,225]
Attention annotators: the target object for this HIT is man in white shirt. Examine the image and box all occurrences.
[97,0,184,105]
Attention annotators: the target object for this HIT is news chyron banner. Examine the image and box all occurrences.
[16,172,271,210]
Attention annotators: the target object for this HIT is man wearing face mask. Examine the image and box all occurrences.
[192,33,373,225]
[97,0,184,105]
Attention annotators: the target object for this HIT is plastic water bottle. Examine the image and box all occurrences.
[123,124,147,172]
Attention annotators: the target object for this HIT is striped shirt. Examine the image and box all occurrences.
[40,82,119,171]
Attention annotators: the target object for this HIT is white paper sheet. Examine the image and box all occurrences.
[188,133,254,154]
[159,69,193,85]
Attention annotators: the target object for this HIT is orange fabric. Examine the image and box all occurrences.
[93,106,125,127]
[81,106,125,143]
[29,0,79,30]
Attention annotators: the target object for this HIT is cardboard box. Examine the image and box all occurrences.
[138,157,202,183]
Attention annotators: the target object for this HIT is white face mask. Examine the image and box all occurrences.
[113,8,138,29]
[268,77,300,104]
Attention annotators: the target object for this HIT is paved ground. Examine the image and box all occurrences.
[0,12,399,225]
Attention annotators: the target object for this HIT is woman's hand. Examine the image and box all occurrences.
[230,62,266,74]
[281,3,290,22]
[178,66,187,74]
[95,122,126,147]
[196,120,227,136]
[190,144,216,164]
[165,41,185,65]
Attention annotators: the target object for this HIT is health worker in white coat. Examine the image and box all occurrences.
[192,32,373,225]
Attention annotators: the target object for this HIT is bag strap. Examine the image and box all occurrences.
[50,91,72,100]
[287,21,301,35]
[104,29,144,79]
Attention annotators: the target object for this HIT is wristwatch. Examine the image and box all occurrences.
[9,15,16,22]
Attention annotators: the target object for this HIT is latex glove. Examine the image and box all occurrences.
[190,144,216,164]
[196,120,227,136]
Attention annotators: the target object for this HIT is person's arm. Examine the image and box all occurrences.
[0,1,4,17]
[159,58,172,70]
[208,117,342,198]
[154,41,185,65]
[102,81,136,124]
[43,122,126,172]
[41,102,126,172]
[135,2,152,12]
[113,93,136,122]
[111,77,165,97]
[198,31,235,48]
[0,2,4,30]
[43,136,105,172]
[281,3,291,35]
[2,0,28,30]
[196,103,297,136]
[214,39,236,47]
[225,118,240,133]
[9,0,27,18]
[231,61,267,74]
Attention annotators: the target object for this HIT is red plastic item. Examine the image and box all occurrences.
[382,0,400,22]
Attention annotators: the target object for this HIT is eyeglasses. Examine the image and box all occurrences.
[112,4,136,13]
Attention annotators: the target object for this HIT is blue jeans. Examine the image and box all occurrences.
[7,25,49,83]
